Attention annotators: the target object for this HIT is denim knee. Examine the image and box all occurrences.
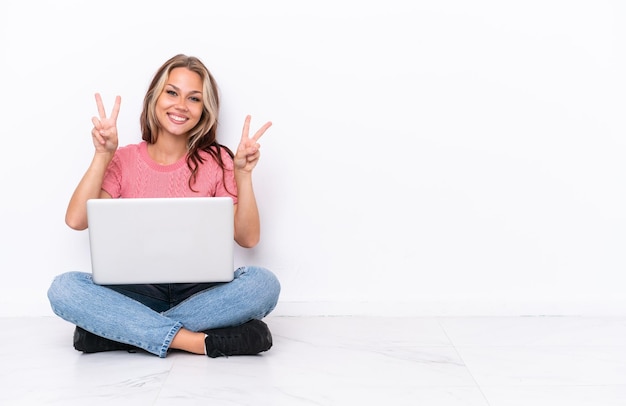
[47,271,89,316]
[242,266,281,317]
[261,267,281,307]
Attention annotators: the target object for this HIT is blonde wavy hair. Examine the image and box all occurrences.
[140,54,234,193]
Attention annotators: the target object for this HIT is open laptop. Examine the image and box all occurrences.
[86,197,234,285]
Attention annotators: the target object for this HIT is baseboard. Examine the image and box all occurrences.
[3,299,626,318]
[271,299,626,317]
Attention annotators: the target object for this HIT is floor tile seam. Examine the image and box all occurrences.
[450,344,626,349]
[476,383,626,388]
[148,357,177,403]
[252,383,489,389]
[435,317,493,406]
[274,334,458,348]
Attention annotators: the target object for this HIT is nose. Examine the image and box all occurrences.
[175,96,188,111]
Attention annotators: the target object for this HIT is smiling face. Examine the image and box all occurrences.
[155,67,204,138]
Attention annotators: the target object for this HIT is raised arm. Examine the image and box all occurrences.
[232,115,272,248]
[65,93,120,230]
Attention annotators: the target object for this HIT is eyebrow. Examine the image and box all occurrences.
[165,84,202,95]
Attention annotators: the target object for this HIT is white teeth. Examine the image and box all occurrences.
[170,114,187,123]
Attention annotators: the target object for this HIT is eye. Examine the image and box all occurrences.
[189,96,201,103]
[166,89,177,96]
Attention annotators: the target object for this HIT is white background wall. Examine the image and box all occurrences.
[1,0,625,317]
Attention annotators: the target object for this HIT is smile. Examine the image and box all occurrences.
[168,114,188,123]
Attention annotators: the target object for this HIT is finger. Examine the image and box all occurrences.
[95,93,107,120]
[247,149,260,161]
[240,115,251,142]
[91,116,109,144]
[245,154,260,169]
[91,116,102,130]
[109,96,121,123]
[249,142,260,153]
[91,126,105,145]
[251,121,272,142]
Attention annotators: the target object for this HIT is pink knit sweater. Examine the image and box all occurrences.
[101,141,238,203]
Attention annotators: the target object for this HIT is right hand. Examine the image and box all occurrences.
[91,93,121,153]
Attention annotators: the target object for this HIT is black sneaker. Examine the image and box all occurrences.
[73,326,137,353]
[203,319,273,358]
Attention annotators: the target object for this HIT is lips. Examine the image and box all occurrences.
[168,113,188,123]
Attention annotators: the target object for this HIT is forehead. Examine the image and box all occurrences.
[166,67,203,90]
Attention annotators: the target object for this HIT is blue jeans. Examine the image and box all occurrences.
[47,266,280,358]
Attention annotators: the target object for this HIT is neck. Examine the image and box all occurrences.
[147,135,188,165]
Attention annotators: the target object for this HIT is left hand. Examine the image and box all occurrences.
[234,115,272,173]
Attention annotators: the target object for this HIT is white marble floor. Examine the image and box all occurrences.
[3,316,626,405]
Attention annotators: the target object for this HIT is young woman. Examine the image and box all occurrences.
[47,54,281,358]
